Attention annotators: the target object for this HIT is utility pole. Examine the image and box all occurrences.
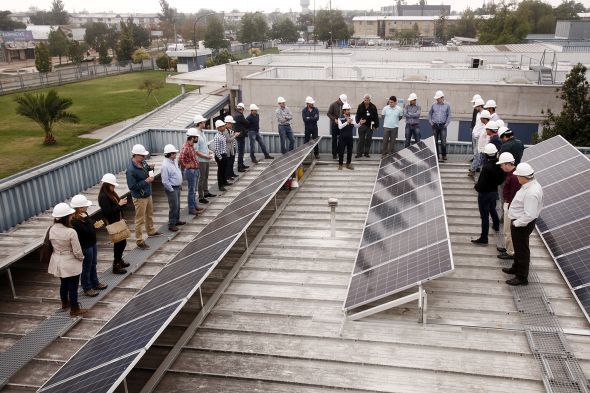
[330,0,333,79]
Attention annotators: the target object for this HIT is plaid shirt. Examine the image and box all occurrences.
[213,132,227,159]
[179,141,199,170]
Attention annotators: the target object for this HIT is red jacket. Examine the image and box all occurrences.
[503,170,521,205]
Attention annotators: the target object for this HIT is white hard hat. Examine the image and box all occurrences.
[342,103,352,110]
[193,114,206,124]
[101,173,118,186]
[305,96,315,104]
[249,103,259,111]
[70,194,92,208]
[164,144,178,154]
[131,144,149,156]
[484,99,496,109]
[514,162,534,177]
[224,115,236,123]
[186,127,199,137]
[339,94,347,102]
[497,152,515,165]
[215,119,226,128]
[52,202,75,218]
[496,119,505,128]
[498,126,512,138]
[236,102,245,109]
[408,93,417,101]
[473,98,485,107]
[486,121,499,131]
[277,96,286,103]
[484,143,498,155]
[480,110,491,120]
[434,90,444,99]
[471,94,482,103]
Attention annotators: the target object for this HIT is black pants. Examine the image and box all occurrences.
[510,220,536,280]
[477,191,499,241]
[60,275,79,306]
[215,154,228,188]
[114,239,126,263]
[331,124,340,156]
[305,127,319,154]
[338,136,353,165]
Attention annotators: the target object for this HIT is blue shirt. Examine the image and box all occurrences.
[428,101,451,126]
[382,105,403,128]
[195,129,210,163]
[160,158,182,192]
[404,104,421,126]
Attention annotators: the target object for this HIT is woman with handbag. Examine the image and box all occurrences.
[47,203,88,316]
[98,173,130,274]
[70,194,107,297]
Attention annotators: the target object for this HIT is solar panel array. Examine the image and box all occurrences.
[38,139,320,393]
[521,135,590,322]
[344,137,454,311]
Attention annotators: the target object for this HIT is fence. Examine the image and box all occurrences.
[0,59,156,95]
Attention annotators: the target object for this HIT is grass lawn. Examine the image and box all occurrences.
[0,70,194,179]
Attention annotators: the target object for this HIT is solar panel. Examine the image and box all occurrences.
[536,193,590,233]
[556,248,590,289]
[543,217,590,258]
[38,139,321,393]
[574,286,590,322]
[344,136,453,311]
[522,135,568,161]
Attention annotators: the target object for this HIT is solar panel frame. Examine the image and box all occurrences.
[521,135,568,161]
[556,248,590,289]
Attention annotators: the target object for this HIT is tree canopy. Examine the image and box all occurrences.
[29,0,69,25]
[116,21,134,63]
[314,9,352,42]
[48,28,69,64]
[238,12,269,45]
[270,17,299,42]
[204,16,228,50]
[0,11,26,30]
[35,43,52,73]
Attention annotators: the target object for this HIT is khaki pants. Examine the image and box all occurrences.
[133,196,156,244]
[503,203,514,256]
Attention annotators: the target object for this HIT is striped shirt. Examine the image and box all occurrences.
[213,132,227,159]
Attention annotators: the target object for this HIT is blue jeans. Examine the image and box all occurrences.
[471,152,484,172]
[237,137,246,168]
[249,130,270,159]
[304,127,319,154]
[60,275,79,306]
[184,168,199,211]
[432,124,447,156]
[81,245,99,291]
[278,124,295,154]
[405,124,421,147]
[165,186,181,226]
[478,192,500,241]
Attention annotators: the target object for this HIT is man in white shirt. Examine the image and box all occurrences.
[503,162,544,286]
[381,95,403,157]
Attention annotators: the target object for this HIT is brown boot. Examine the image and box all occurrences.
[61,300,70,310]
[113,262,127,275]
[346,163,354,170]
[70,303,88,317]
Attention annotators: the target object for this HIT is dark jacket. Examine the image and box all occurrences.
[98,192,124,225]
[247,113,260,132]
[503,170,521,205]
[475,158,504,193]
[500,137,525,166]
[126,159,152,199]
[338,116,356,138]
[327,100,343,131]
[470,108,478,129]
[302,106,319,132]
[489,135,502,151]
[71,214,97,249]
[233,111,249,138]
[355,102,379,129]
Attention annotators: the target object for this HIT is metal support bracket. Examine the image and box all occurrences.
[346,285,427,324]
[7,268,16,299]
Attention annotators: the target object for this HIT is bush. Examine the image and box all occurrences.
[206,50,237,67]
[248,48,261,57]
[156,53,171,70]
[132,47,150,64]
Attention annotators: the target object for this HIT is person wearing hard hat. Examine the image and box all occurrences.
[468,110,491,177]
[471,96,485,161]
[70,194,106,297]
[496,152,521,260]
[179,129,204,216]
[246,104,274,164]
[276,96,295,154]
[98,173,129,274]
[224,115,241,180]
[47,202,87,316]
[302,96,320,159]
[337,103,362,170]
[504,162,544,286]
[483,99,500,122]
[428,90,451,161]
[327,94,347,159]
[161,144,185,232]
[213,120,230,191]
[233,103,250,172]
[381,95,403,157]
[499,127,524,166]
[193,115,216,204]
[355,93,379,158]
[486,120,502,152]
[470,94,483,130]
[471,143,504,245]
[126,144,161,250]
[403,93,421,147]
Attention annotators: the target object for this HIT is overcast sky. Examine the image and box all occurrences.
[4,0,589,14]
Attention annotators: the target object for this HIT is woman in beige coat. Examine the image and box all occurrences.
[47,202,88,316]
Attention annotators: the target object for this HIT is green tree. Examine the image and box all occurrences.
[541,63,590,146]
[84,22,110,50]
[138,78,165,105]
[14,90,80,145]
[48,28,68,64]
[205,49,237,67]
[34,42,52,73]
[156,53,172,70]
[98,43,111,65]
[127,18,151,48]
[315,9,351,42]
[67,40,84,64]
[204,16,228,50]
[435,15,450,42]
[517,0,555,34]
[116,22,134,63]
[238,12,269,47]
[271,17,299,42]
[554,0,585,20]
[158,0,177,40]
[297,13,314,41]
[478,3,530,44]
[49,0,68,25]
[0,11,27,30]
[132,47,150,64]
[453,8,478,38]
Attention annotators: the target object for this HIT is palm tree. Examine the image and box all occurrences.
[14,90,80,145]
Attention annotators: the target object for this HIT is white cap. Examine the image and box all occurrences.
[101,173,118,186]
[277,96,286,103]
[70,194,92,208]
[473,98,485,107]
[342,103,352,110]
[186,127,199,137]
[215,119,226,128]
[52,202,75,218]
[484,99,496,109]
[236,102,245,109]
[484,143,498,155]
[434,90,444,99]
[497,152,515,164]
[498,126,512,138]
[339,94,347,102]
[164,144,178,154]
[471,94,482,103]
[514,162,534,177]
[486,121,499,131]
[224,115,236,123]
[193,114,206,124]
[131,144,149,156]
[249,103,259,111]
[480,110,491,120]
[305,96,315,104]
[408,93,417,101]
